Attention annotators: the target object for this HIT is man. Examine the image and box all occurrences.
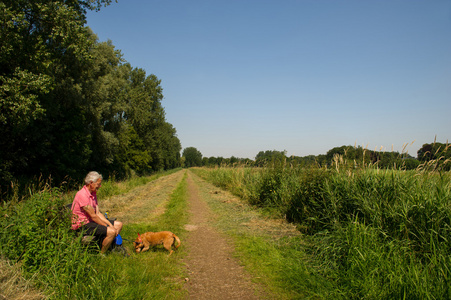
[71,171,123,253]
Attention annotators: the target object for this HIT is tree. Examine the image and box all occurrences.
[417,142,451,171]
[255,150,287,167]
[0,0,111,185]
[0,0,182,192]
[182,147,203,168]
[417,142,450,162]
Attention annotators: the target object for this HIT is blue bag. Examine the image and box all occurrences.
[115,234,122,246]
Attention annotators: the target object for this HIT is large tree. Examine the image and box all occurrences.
[0,0,111,184]
[255,150,287,167]
[0,0,182,192]
[417,142,451,171]
[182,147,203,168]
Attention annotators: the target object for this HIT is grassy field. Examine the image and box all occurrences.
[189,173,333,299]
[1,163,450,299]
[0,170,188,299]
[94,171,189,299]
[191,164,451,299]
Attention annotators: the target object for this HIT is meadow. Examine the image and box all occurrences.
[191,158,451,299]
[1,157,450,299]
[0,170,188,299]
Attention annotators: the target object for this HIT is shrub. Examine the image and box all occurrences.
[0,186,101,297]
[285,169,333,234]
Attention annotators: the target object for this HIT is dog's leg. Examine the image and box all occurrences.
[163,239,174,255]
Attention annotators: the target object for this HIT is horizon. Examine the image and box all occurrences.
[191,139,442,160]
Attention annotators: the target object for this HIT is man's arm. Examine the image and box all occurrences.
[82,205,110,227]
[96,207,114,228]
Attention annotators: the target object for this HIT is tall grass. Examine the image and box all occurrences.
[320,170,451,299]
[192,171,335,299]
[0,185,105,298]
[0,257,46,299]
[0,169,186,299]
[191,166,264,202]
[192,164,451,299]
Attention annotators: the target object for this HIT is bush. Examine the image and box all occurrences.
[0,187,101,297]
[285,169,333,234]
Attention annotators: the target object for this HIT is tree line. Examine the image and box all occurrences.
[1,0,181,193]
[183,142,450,171]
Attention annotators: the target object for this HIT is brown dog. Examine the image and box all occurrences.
[133,231,181,255]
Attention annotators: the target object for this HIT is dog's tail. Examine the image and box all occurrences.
[173,234,181,249]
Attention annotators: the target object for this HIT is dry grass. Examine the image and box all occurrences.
[0,257,45,300]
[193,174,302,241]
[101,171,185,224]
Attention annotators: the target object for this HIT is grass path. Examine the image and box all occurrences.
[99,169,315,299]
[182,171,264,299]
[101,170,186,224]
[6,168,315,299]
[102,169,269,299]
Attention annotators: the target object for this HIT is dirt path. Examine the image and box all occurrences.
[10,169,296,299]
[182,172,263,299]
[103,169,284,298]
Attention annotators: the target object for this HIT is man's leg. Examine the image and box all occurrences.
[81,223,111,253]
[101,226,116,253]
[113,220,123,234]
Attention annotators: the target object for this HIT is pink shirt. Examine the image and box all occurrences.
[71,186,98,230]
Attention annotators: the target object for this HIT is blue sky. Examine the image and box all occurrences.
[86,0,451,159]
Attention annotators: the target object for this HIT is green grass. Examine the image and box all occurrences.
[92,171,189,300]
[190,173,336,299]
[0,169,188,299]
[3,164,450,299]
[192,166,451,299]
[97,168,182,199]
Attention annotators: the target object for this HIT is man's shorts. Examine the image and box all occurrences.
[78,219,115,241]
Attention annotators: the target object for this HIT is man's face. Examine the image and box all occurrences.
[88,178,102,193]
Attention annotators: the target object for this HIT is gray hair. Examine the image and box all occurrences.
[84,171,103,185]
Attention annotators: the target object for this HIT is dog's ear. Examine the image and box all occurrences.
[137,232,142,242]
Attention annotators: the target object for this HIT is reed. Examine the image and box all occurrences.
[193,163,451,298]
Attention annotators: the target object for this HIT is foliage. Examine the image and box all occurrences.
[0,169,183,298]
[255,150,287,167]
[199,143,427,170]
[182,147,203,167]
[417,141,451,171]
[0,185,105,298]
[194,165,451,299]
[0,0,181,194]
[202,156,253,167]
